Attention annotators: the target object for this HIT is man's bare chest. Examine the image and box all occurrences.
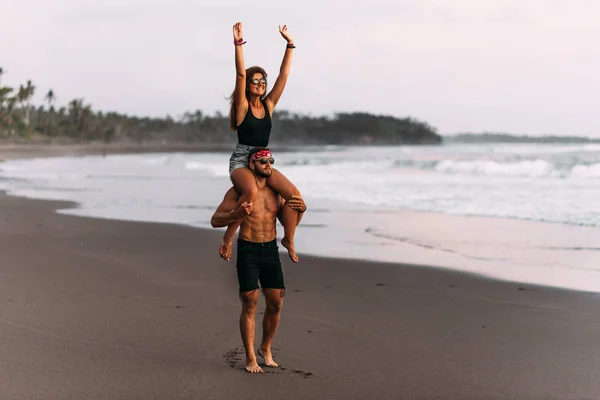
[253,187,279,215]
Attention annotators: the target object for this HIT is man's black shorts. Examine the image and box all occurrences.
[236,239,285,293]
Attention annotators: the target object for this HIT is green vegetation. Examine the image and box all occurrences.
[0,69,442,145]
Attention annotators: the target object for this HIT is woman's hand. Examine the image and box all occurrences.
[278,25,294,44]
[233,22,244,42]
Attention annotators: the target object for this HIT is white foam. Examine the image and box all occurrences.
[143,156,170,165]
[571,163,600,179]
[184,161,228,177]
[434,159,556,177]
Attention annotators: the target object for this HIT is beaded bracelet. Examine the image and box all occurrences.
[234,39,247,45]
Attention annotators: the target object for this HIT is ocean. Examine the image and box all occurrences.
[1,142,599,291]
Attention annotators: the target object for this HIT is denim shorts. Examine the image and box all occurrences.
[236,239,284,293]
[229,143,255,174]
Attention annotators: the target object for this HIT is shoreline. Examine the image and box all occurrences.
[1,144,599,293]
[2,186,589,296]
[0,141,332,162]
[0,142,235,162]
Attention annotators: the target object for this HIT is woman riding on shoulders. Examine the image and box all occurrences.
[219,21,303,263]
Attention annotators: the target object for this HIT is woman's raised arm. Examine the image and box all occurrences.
[233,22,248,111]
[265,25,295,111]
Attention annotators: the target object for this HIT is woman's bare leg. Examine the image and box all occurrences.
[220,168,258,261]
[267,169,301,263]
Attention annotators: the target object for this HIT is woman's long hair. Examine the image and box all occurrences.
[228,66,268,131]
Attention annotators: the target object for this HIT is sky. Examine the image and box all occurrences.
[2,0,600,137]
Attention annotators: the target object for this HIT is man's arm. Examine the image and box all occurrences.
[210,187,252,228]
[277,195,306,226]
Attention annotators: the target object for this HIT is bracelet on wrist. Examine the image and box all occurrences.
[286,43,296,49]
[234,39,247,45]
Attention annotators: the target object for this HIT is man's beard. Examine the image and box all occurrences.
[254,169,272,178]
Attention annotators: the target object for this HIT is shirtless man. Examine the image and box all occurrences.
[210,148,306,373]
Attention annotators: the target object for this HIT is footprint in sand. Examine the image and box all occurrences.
[281,367,313,379]
[223,348,244,369]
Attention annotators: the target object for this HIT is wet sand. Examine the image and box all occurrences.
[0,142,233,162]
[296,206,600,292]
[2,190,600,399]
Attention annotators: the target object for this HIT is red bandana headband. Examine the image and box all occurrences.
[249,149,273,163]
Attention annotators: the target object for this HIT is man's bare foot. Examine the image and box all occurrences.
[245,361,264,373]
[281,237,298,263]
[219,236,233,261]
[258,348,279,368]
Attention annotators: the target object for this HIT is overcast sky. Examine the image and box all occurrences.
[3,0,599,137]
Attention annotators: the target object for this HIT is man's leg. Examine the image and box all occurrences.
[259,288,285,367]
[240,289,263,373]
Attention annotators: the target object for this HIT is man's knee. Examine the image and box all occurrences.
[240,289,259,313]
[267,302,282,314]
[265,297,283,314]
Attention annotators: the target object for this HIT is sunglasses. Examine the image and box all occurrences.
[250,78,267,85]
[255,157,275,165]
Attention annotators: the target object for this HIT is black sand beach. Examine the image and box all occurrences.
[2,146,600,399]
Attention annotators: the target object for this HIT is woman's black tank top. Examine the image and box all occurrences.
[236,100,272,147]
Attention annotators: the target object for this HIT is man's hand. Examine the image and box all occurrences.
[287,196,306,213]
[233,201,253,218]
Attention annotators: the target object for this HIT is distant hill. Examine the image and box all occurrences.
[271,111,442,146]
[444,133,600,144]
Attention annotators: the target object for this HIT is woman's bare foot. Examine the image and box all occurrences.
[258,348,279,368]
[245,360,264,374]
[281,237,298,263]
[219,236,233,261]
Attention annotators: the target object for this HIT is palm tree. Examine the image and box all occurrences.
[45,89,55,105]
[7,97,17,130]
[0,94,18,137]
[0,67,5,87]
[44,89,56,135]
[0,87,13,133]
[0,87,13,106]
[79,105,93,137]
[69,98,82,120]
[17,85,27,126]
[24,80,36,127]
[68,98,85,136]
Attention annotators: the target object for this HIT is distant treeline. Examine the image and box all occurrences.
[0,73,442,145]
[446,133,600,144]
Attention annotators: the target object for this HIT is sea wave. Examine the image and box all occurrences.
[1,145,599,228]
[389,158,600,179]
[444,133,600,145]
[435,159,555,177]
[143,156,170,165]
[571,162,600,179]
[184,161,228,177]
